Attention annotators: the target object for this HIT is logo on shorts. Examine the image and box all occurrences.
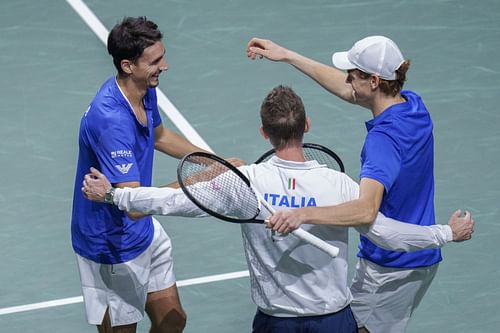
[115,163,133,174]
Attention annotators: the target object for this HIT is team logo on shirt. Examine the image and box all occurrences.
[288,178,296,190]
[115,163,133,174]
[263,193,317,208]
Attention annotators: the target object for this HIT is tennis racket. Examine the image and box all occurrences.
[255,142,345,172]
[177,151,339,257]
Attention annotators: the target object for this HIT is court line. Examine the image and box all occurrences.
[65,0,212,152]
[0,270,249,316]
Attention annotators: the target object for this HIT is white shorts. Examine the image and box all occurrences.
[350,258,438,333]
[76,218,176,327]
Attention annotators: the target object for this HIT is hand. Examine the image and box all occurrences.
[246,37,290,62]
[81,167,112,203]
[448,209,475,242]
[267,209,306,234]
[225,157,246,168]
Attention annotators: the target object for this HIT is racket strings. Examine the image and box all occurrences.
[303,147,342,171]
[179,156,260,221]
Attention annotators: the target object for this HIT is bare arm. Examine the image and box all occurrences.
[246,37,355,103]
[267,178,384,233]
[154,124,208,159]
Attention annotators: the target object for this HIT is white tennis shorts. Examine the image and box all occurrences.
[350,258,438,333]
[76,218,176,327]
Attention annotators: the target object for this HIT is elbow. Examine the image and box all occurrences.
[358,207,378,226]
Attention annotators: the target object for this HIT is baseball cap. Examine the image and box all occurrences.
[332,36,404,80]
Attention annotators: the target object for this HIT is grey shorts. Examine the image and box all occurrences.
[350,258,438,333]
[76,218,176,327]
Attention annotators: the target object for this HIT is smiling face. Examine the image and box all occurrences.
[128,41,168,89]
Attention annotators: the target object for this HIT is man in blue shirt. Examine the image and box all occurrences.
[246,36,472,332]
[72,17,208,333]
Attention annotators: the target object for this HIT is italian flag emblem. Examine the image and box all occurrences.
[288,178,296,190]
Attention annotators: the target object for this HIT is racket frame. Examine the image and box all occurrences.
[177,151,262,223]
[255,142,345,172]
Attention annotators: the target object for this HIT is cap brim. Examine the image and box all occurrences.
[332,51,356,70]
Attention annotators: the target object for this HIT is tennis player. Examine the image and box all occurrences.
[82,86,473,333]
[246,36,472,332]
[71,17,213,333]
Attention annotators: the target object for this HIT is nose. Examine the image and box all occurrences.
[160,59,168,72]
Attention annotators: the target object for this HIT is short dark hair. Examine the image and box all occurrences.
[107,17,163,74]
[260,86,306,150]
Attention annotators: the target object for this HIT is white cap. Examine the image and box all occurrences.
[332,36,405,80]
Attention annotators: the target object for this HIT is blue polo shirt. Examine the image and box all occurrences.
[358,90,441,268]
[71,76,162,264]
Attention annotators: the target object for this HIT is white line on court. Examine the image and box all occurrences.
[65,0,212,152]
[0,0,249,319]
[0,270,249,316]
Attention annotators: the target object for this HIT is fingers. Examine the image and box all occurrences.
[246,37,272,60]
[266,211,300,234]
[225,157,246,167]
[452,209,462,218]
[90,167,104,178]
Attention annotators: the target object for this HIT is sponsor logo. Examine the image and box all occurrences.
[111,150,133,158]
[115,163,133,174]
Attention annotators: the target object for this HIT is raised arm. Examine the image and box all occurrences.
[246,37,355,103]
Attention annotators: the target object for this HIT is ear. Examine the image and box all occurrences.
[304,116,311,133]
[259,126,269,139]
[370,75,380,90]
[120,59,133,75]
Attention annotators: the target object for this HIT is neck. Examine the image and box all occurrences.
[370,92,406,117]
[274,144,306,162]
[116,75,147,106]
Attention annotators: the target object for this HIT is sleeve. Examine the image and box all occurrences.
[113,187,207,217]
[92,108,140,184]
[354,212,453,252]
[360,131,401,192]
[339,173,360,202]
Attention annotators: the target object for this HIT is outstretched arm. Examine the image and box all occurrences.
[246,37,355,103]
[82,167,205,217]
[356,210,474,252]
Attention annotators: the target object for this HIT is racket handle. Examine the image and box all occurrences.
[291,228,340,257]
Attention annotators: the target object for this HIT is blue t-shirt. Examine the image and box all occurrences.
[358,90,442,268]
[71,76,162,264]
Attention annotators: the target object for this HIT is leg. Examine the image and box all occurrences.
[97,307,137,333]
[146,284,187,333]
